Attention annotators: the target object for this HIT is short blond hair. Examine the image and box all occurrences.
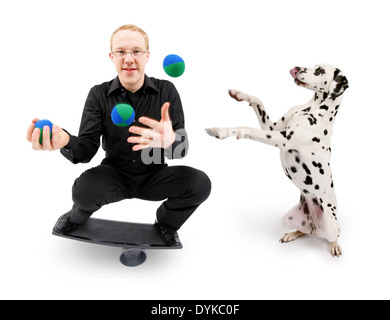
[110,24,149,51]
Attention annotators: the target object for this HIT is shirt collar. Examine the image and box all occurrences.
[108,75,159,96]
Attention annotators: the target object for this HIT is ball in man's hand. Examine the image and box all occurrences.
[34,119,53,144]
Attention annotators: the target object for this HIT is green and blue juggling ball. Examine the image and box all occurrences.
[35,119,53,144]
[163,54,185,78]
[111,103,135,127]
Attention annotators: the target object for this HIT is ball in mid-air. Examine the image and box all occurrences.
[35,119,53,144]
[163,54,185,78]
[111,103,135,127]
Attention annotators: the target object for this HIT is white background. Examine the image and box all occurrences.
[1,0,389,300]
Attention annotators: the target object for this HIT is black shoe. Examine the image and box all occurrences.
[154,221,182,248]
[53,212,79,235]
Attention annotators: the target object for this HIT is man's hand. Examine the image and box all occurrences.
[127,102,176,151]
[26,118,70,151]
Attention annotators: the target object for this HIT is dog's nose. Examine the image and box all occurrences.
[290,68,298,79]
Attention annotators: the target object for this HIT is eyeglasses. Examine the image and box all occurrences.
[112,50,148,58]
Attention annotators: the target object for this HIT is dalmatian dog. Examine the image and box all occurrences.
[206,64,348,257]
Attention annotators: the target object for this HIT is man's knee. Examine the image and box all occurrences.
[187,168,212,205]
[72,173,98,212]
[71,166,120,212]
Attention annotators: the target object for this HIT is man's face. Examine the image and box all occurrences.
[109,30,150,92]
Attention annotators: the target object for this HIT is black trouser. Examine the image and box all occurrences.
[69,165,211,231]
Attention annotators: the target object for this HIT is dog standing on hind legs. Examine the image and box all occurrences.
[206,64,349,257]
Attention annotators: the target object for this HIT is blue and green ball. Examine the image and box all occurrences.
[35,119,53,144]
[111,103,135,127]
[163,54,185,78]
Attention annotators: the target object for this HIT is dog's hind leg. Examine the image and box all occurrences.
[280,230,305,243]
[330,240,342,257]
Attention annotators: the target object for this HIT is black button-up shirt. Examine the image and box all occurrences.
[60,75,188,174]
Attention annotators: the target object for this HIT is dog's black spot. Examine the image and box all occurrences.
[303,203,310,215]
[303,189,309,194]
[323,92,329,100]
[302,163,311,175]
[324,129,328,135]
[312,137,321,143]
[287,131,294,140]
[315,185,320,190]
[280,130,287,138]
[257,106,267,124]
[308,114,317,126]
[304,176,313,185]
[301,221,306,227]
[266,134,272,139]
[320,105,329,111]
[314,67,326,76]
[312,161,325,174]
[291,166,297,173]
[302,107,311,112]
[295,157,300,164]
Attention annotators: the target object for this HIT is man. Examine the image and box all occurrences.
[26,24,211,247]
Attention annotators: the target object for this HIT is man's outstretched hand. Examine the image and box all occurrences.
[127,102,176,151]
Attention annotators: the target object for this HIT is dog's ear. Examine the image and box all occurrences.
[329,68,349,100]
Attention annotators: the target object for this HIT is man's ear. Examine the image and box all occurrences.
[329,68,349,100]
[145,51,150,63]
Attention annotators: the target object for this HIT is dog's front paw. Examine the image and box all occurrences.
[205,128,230,140]
[228,89,247,102]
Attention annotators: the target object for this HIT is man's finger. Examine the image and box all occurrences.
[138,117,159,130]
[31,128,43,150]
[161,102,171,122]
[132,143,151,151]
[26,123,36,142]
[127,135,155,145]
[41,126,53,150]
[26,118,40,142]
[129,126,158,139]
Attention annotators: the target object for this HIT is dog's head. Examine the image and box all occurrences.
[290,64,349,100]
